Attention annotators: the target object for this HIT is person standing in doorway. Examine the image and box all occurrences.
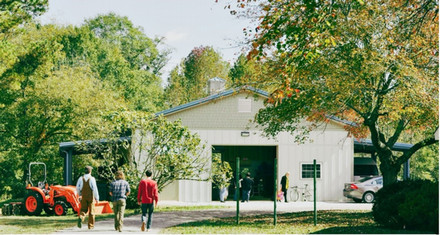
[76,166,99,229]
[137,170,159,232]
[110,170,130,232]
[241,172,254,202]
[281,172,290,202]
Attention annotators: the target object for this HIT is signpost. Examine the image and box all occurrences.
[313,159,317,226]
[236,157,240,225]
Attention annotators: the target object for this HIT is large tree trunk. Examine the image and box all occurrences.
[376,146,401,186]
[379,158,401,186]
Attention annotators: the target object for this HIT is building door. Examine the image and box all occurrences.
[212,145,277,201]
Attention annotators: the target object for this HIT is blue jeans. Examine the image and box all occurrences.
[141,203,154,229]
[242,189,251,202]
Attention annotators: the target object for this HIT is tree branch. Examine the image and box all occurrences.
[398,137,438,165]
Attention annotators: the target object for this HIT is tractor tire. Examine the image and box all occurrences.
[2,204,11,216]
[54,201,68,216]
[13,204,22,215]
[44,204,55,215]
[24,191,43,216]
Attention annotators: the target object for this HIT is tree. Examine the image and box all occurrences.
[165,46,230,107]
[211,154,233,190]
[229,54,267,87]
[0,0,48,33]
[88,112,209,194]
[0,23,127,198]
[237,0,438,185]
[84,13,168,112]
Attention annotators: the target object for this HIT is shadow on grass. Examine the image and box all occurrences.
[312,226,431,234]
[167,210,434,234]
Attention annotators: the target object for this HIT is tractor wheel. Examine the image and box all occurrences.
[54,201,68,216]
[24,191,43,216]
[43,204,55,215]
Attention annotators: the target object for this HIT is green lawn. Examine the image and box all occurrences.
[0,207,434,234]
[162,210,434,234]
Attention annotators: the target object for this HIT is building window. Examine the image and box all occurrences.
[301,163,321,179]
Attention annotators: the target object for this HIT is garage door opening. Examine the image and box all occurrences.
[212,145,277,201]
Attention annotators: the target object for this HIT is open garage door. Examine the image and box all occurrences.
[212,145,277,201]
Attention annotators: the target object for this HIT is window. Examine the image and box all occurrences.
[238,99,252,113]
[301,163,321,179]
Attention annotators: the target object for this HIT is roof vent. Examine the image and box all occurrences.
[208,77,226,95]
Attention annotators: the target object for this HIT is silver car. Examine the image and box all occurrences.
[343,176,383,203]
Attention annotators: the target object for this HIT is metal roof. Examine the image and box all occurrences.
[354,139,413,153]
[156,86,269,117]
[59,137,131,155]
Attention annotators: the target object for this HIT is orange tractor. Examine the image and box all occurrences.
[24,162,112,216]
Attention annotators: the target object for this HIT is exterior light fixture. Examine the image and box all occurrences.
[241,131,250,137]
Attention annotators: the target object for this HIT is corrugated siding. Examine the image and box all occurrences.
[142,91,354,202]
[165,93,265,130]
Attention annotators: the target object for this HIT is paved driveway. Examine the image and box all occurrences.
[57,201,372,234]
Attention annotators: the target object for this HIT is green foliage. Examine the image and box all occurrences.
[165,46,230,107]
[372,180,439,233]
[0,11,172,200]
[0,0,48,33]
[229,54,270,89]
[409,144,439,181]
[85,13,168,74]
[90,111,209,195]
[238,0,438,185]
[210,154,233,189]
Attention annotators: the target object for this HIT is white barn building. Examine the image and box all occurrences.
[150,79,354,202]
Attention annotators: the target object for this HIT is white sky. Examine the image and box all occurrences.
[38,0,253,83]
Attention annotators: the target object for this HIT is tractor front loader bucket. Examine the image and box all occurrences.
[94,201,113,214]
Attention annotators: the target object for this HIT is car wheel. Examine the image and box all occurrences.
[362,192,375,203]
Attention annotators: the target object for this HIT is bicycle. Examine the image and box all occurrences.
[289,184,313,202]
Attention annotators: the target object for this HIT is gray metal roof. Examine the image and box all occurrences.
[59,137,131,154]
[354,139,413,153]
[156,86,269,117]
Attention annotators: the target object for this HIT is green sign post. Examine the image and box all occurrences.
[314,159,317,226]
[236,156,240,225]
[273,157,277,226]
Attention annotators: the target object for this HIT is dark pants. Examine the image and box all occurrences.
[242,189,251,202]
[141,203,154,229]
[282,189,288,202]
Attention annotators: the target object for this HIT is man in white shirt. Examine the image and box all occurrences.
[76,166,99,229]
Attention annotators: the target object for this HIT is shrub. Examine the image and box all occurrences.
[372,180,438,233]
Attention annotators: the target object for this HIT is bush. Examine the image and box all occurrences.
[372,179,438,233]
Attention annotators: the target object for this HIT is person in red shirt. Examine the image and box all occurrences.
[137,170,159,232]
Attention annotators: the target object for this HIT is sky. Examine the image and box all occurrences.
[38,0,254,83]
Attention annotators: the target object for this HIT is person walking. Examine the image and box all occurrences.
[109,170,130,232]
[241,172,254,202]
[281,172,290,202]
[76,166,99,229]
[137,170,159,232]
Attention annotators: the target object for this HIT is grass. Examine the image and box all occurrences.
[0,204,435,234]
[0,205,229,234]
[162,210,435,234]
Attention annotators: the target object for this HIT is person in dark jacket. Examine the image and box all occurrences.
[241,172,254,202]
[280,172,290,202]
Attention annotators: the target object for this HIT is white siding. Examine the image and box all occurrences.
[136,90,355,202]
